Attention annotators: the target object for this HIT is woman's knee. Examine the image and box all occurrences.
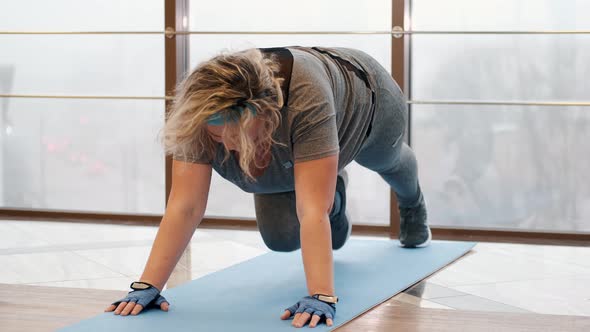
[253,192,300,252]
[261,234,300,252]
[256,214,301,252]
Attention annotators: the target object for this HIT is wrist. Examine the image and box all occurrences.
[308,289,335,297]
[137,279,164,292]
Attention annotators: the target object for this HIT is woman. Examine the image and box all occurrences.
[105,46,431,328]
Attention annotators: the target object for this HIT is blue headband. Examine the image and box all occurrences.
[206,102,257,126]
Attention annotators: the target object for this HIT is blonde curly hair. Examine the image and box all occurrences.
[160,48,285,181]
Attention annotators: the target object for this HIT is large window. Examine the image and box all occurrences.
[411,0,590,232]
[2,0,588,235]
[0,1,166,214]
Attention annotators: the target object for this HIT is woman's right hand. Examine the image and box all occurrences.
[104,283,170,316]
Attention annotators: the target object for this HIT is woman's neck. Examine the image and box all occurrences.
[233,146,272,178]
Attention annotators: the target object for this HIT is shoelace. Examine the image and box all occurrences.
[400,203,427,231]
[399,206,418,224]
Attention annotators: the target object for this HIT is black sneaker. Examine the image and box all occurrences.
[398,192,431,248]
[331,169,351,250]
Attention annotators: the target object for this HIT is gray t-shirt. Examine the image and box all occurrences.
[174,46,375,194]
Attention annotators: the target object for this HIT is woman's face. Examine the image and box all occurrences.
[206,118,263,152]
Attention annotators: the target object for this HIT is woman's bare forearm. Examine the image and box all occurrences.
[139,209,202,291]
[300,214,335,296]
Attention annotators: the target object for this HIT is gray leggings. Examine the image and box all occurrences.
[254,52,422,252]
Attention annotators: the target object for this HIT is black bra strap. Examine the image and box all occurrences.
[258,47,294,106]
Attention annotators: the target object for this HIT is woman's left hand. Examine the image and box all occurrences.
[280,296,336,328]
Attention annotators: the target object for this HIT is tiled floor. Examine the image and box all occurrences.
[2,219,589,317]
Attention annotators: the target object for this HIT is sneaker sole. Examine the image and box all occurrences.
[345,211,352,242]
[399,227,432,248]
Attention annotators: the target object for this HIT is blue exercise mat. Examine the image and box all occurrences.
[59,239,475,331]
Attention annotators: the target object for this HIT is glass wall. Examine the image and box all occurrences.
[0,1,166,214]
[411,0,590,232]
[4,0,587,232]
[190,0,393,225]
